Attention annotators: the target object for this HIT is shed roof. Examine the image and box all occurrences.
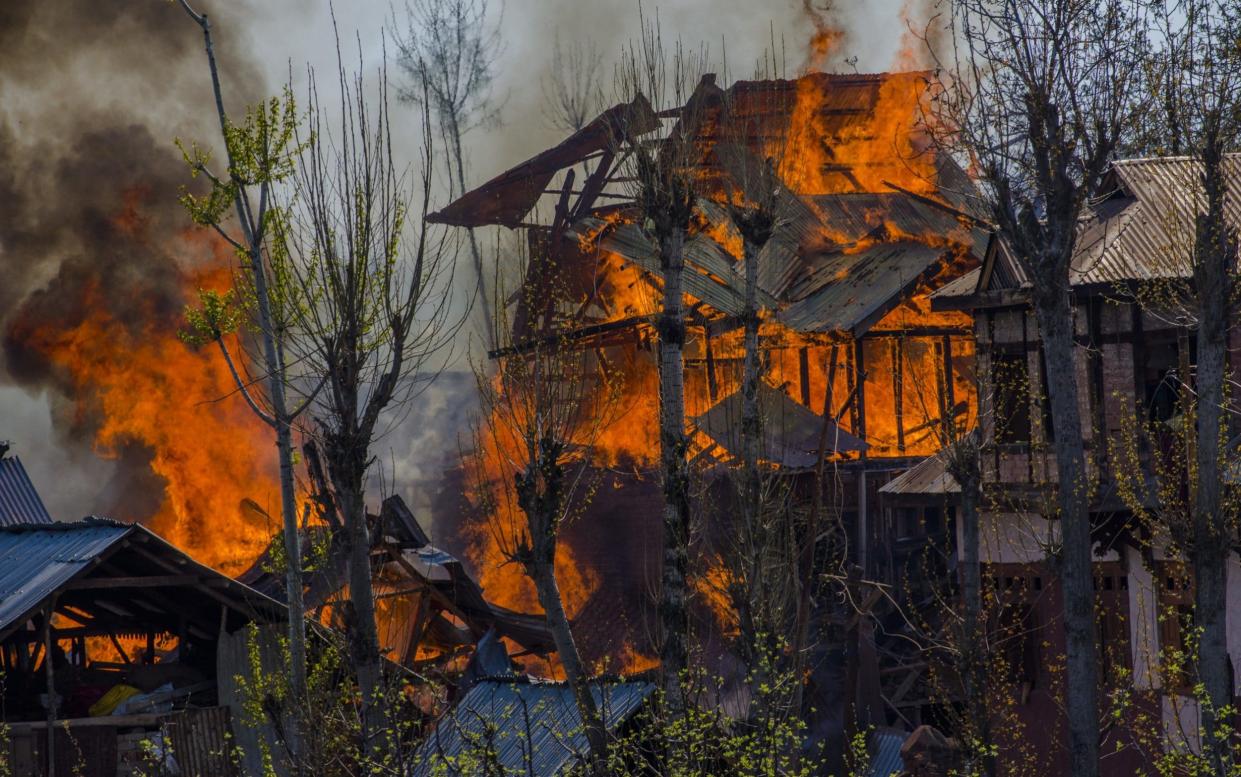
[0,518,285,643]
[0,457,53,526]
[412,676,654,777]
[0,519,128,635]
[867,728,908,777]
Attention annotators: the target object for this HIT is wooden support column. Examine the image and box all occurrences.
[855,338,868,443]
[855,338,869,575]
[704,329,719,402]
[941,334,956,418]
[825,344,840,417]
[893,338,905,453]
[43,601,57,777]
[799,347,812,406]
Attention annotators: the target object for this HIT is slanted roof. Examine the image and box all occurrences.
[428,95,660,228]
[413,676,655,777]
[694,381,867,468]
[878,451,960,502]
[972,153,1241,297]
[0,518,285,643]
[0,519,128,635]
[778,242,951,336]
[0,456,52,526]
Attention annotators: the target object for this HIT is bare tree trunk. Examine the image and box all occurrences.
[447,112,493,348]
[512,439,609,766]
[950,443,993,777]
[531,568,608,763]
[740,236,762,529]
[263,267,309,715]
[1032,290,1100,777]
[177,4,308,739]
[337,481,386,754]
[1192,138,1233,776]
[658,226,691,702]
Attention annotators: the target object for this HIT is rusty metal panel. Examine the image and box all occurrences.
[167,706,235,777]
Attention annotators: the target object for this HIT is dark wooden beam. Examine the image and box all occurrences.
[63,575,203,590]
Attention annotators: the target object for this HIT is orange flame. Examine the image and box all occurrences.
[13,233,281,575]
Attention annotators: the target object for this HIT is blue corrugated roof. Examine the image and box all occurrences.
[413,677,654,776]
[868,729,907,777]
[0,519,130,634]
[0,456,53,525]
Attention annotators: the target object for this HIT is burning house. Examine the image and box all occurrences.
[922,154,1241,774]
[432,69,987,716]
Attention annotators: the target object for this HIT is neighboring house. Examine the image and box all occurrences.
[412,672,654,777]
[921,154,1241,774]
[0,517,287,776]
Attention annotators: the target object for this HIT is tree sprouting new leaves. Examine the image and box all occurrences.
[176,87,308,241]
[180,288,244,346]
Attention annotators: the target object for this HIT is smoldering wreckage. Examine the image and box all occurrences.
[1,64,1240,777]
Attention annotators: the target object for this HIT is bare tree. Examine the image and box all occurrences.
[469,253,621,768]
[931,2,1149,774]
[1134,3,1241,770]
[393,0,503,348]
[277,41,463,756]
[614,15,712,705]
[175,2,317,753]
[542,31,607,133]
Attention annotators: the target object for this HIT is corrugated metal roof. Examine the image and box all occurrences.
[574,217,778,317]
[0,456,53,525]
[0,519,289,641]
[412,677,655,777]
[878,451,959,496]
[867,729,907,777]
[0,518,129,633]
[982,154,1241,292]
[779,241,950,336]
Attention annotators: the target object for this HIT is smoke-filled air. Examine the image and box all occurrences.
[1,1,1239,776]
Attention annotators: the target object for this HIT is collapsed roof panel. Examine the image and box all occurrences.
[694,381,867,468]
[427,95,660,228]
[412,676,654,777]
[572,216,777,317]
[778,241,950,336]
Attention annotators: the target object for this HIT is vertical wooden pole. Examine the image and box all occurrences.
[799,346,811,406]
[855,338,868,575]
[892,338,905,453]
[941,334,955,418]
[43,601,57,777]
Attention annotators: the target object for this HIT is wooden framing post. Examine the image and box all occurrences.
[893,337,905,453]
[43,601,57,777]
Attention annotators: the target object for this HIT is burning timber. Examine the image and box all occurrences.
[434,69,986,751]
